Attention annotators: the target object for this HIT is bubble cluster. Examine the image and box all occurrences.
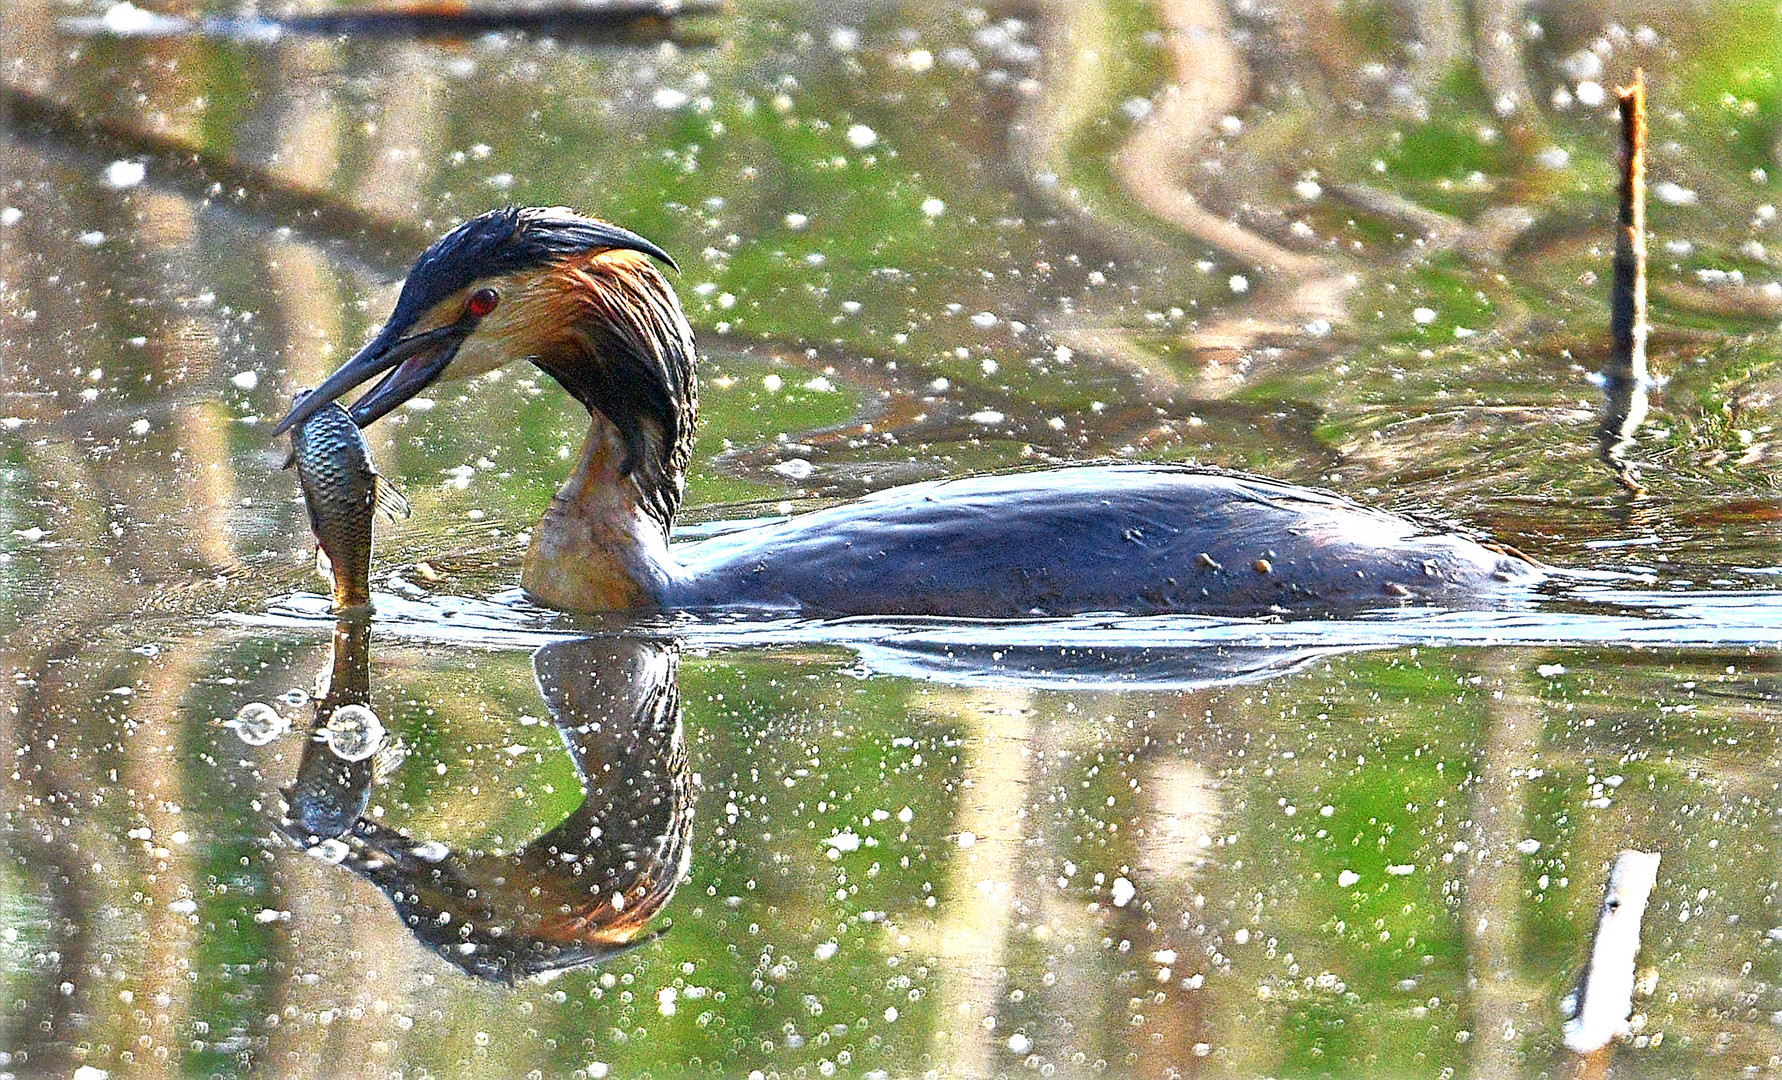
[229,702,289,746]
[323,703,385,761]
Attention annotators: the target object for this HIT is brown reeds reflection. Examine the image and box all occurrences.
[281,630,691,983]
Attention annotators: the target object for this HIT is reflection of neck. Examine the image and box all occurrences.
[521,409,681,611]
[529,637,690,910]
[320,636,690,983]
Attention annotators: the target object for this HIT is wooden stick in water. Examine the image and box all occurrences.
[1612,71,1648,367]
[1563,849,1661,1077]
[1599,69,1650,495]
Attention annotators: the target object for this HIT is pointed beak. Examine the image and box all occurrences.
[271,318,475,436]
[595,223,680,274]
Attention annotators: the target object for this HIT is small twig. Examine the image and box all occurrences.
[1610,71,1648,382]
[58,0,723,42]
[1598,70,1650,497]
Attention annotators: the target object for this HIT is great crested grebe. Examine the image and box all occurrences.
[272,206,1541,618]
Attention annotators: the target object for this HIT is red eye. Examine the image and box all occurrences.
[467,288,499,318]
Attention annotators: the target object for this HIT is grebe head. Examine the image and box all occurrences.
[271,207,696,521]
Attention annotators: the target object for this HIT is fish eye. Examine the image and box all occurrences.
[467,287,500,318]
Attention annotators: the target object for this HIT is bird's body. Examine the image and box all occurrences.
[274,207,1543,619]
[665,465,1536,617]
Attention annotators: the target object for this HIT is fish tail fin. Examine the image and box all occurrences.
[374,476,411,522]
[371,736,408,784]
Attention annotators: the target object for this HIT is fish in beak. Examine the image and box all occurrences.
[272,316,478,436]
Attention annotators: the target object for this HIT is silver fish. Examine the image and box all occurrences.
[286,390,409,610]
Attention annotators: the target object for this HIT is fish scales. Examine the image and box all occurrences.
[288,394,407,610]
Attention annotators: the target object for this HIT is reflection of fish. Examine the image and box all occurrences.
[280,614,404,846]
[287,391,409,611]
[284,732,405,847]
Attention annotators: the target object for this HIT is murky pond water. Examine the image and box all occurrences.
[3,1,1780,1077]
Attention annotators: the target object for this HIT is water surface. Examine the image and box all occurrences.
[3,1,1780,1076]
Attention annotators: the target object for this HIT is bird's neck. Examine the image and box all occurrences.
[517,251,701,613]
[521,410,682,611]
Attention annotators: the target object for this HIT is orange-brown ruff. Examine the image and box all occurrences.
[273,207,1543,618]
[518,252,696,609]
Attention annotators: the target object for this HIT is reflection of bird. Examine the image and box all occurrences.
[330,637,691,983]
[273,206,1542,618]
